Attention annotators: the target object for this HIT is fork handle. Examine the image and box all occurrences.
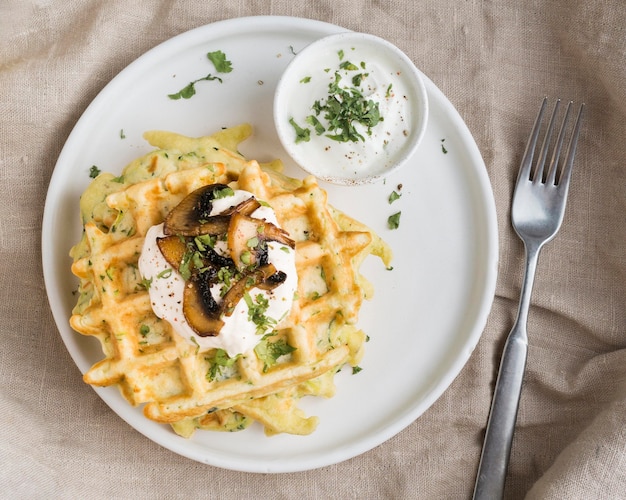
[473,243,540,499]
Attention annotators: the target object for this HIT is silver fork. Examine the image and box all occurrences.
[473,98,584,499]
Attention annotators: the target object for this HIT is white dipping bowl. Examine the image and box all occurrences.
[274,32,428,185]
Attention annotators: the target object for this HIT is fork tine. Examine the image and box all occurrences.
[556,103,585,188]
[518,97,548,182]
[533,99,561,183]
[545,101,573,185]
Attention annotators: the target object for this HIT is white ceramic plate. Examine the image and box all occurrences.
[42,16,498,473]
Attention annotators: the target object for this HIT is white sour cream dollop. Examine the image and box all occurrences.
[138,190,297,357]
[280,47,413,179]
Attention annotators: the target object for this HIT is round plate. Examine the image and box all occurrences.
[42,16,498,473]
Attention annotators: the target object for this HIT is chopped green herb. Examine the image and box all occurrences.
[385,84,393,98]
[305,115,326,135]
[244,292,276,333]
[388,190,402,204]
[339,60,359,71]
[289,117,311,144]
[205,349,239,381]
[178,251,193,280]
[240,250,252,266]
[213,186,235,199]
[351,73,368,86]
[194,234,216,251]
[337,49,345,60]
[111,175,124,183]
[218,267,238,292]
[191,251,204,270]
[352,365,363,375]
[190,336,200,354]
[207,50,233,73]
[388,211,401,230]
[312,72,382,143]
[120,129,126,139]
[139,324,150,337]
[300,76,312,84]
[157,268,173,279]
[168,73,223,100]
[441,138,448,154]
[89,165,101,178]
[138,277,153,290]
[254,338,296,372]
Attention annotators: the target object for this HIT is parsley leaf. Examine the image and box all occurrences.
[388,211,401,230]
[388,190,401,204]
[168,73,223,100]
[313,72,383,143]
[205,349,239,381]
[213,186,234,199]
[89,165,101,178]
[339,60,359,71]
[207,50,233,73]
[289,117,311,144]
[254,338,296,372]
[305,115,326,135]
[138,277,153,290]
[244,292,277,334]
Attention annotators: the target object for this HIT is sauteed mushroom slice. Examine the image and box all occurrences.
[163,184,261,236]
[222,264,282,317]
[164,213,231,237]
[156,235,187,269]
[256,270,287,290]
[228,213,295,271]
[183,271,224,337]
[222,196,261,217]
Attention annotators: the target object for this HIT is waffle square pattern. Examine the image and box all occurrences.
[69,124,391,437]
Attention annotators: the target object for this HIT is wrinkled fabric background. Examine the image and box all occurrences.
[1,1,625,498]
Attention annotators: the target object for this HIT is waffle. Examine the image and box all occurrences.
[69,124,391,436]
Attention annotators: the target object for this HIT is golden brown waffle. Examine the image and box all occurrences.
[70,124,391,436]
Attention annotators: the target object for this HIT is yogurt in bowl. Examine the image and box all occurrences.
[274,31,428,185]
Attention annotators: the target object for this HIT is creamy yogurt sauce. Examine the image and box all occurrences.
[138,190,297,357]
[283,45,413,180]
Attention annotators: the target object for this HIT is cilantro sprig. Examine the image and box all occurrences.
[168,74,223,100]
[168,50,233,100]
[205,349,240,381]
[387,212,401,230]
[254,337,296,372]
[89,165,101,178]
[207,50,233,73]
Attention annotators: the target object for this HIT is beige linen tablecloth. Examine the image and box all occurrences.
[2,1,625,498]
